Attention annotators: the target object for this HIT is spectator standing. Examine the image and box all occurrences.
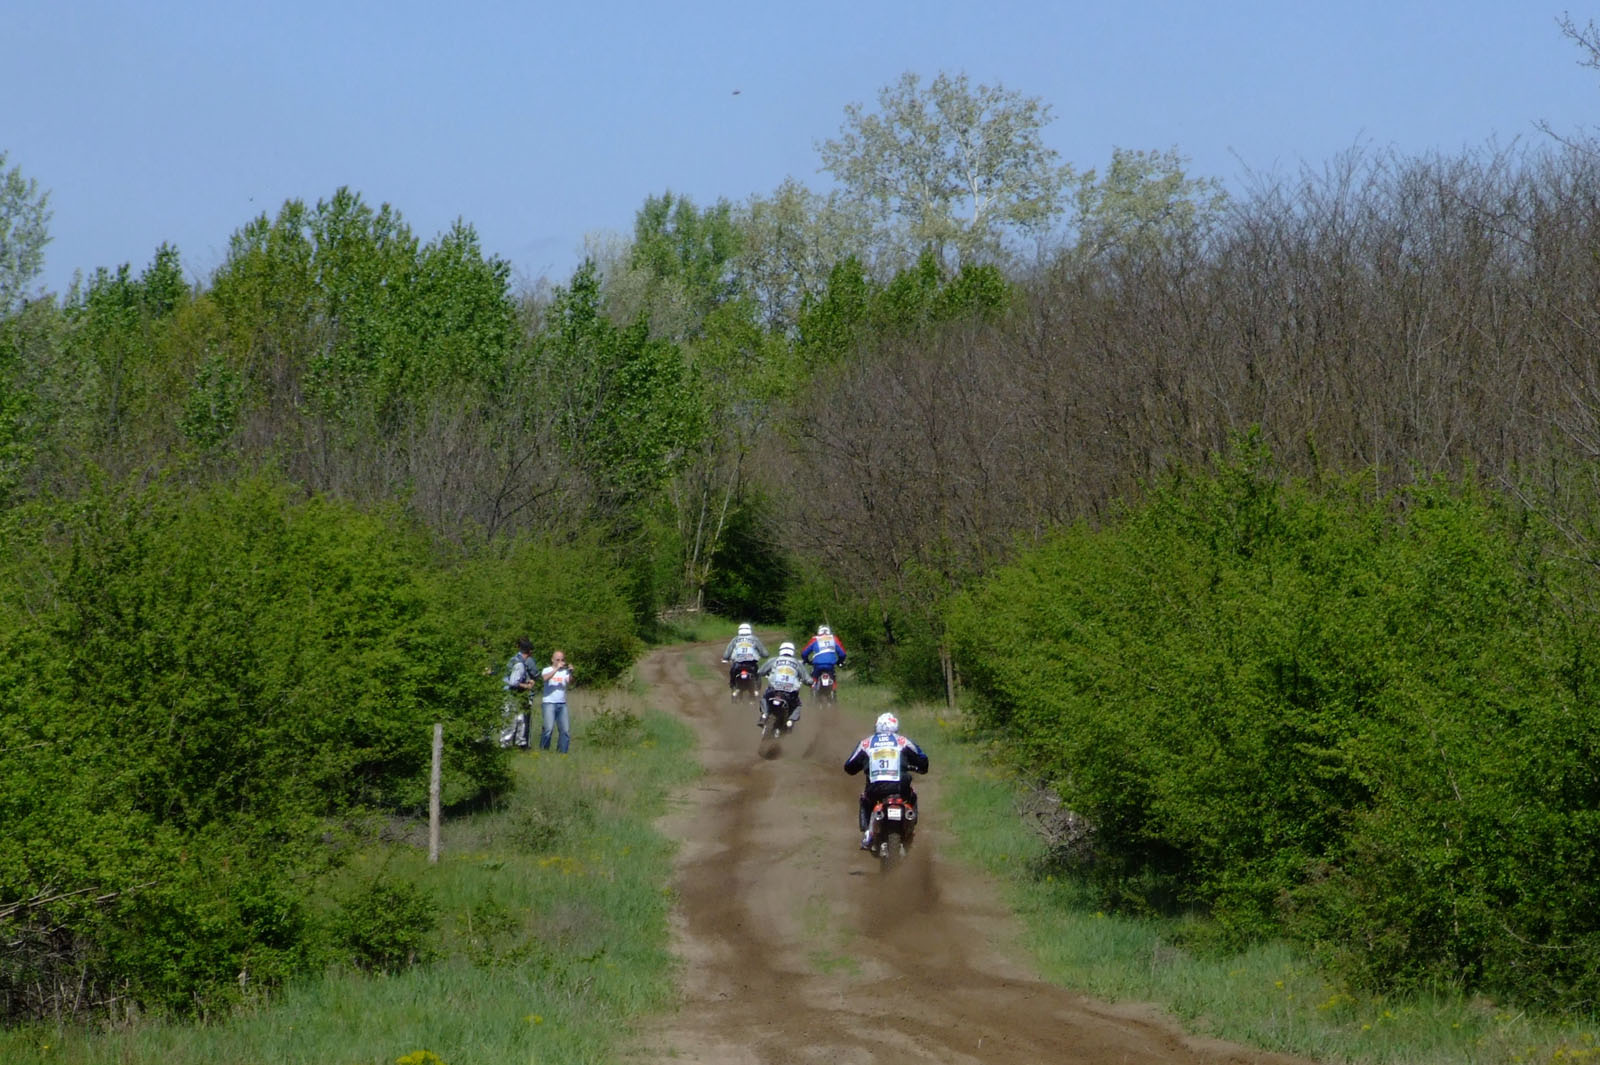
[502,637,539,749]
[540,650,575,753]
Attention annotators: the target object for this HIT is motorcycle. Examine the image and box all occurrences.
[730,661,760,701]
[811,666,838,704]
[866,794,918,867]
[758,689,796,744]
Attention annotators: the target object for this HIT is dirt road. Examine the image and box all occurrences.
[628,643,1314,1065]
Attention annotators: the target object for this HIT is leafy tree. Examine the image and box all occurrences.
[206,191,521,519]
[401,219,516,394]
[60,244,192,458]
[605,192,802,611]
[542,261,703,507]
[211,189,513,430]
[539,262,707,619]
[732,178,870,333]
[794,256,874,365]
[669,301,790,610]
[0,299,68,509]
[1069,147,1228,265]
[0,151,52,313]
[795,251,1010,366]
[702,486,789,620]
[818,71,1074,268]
[627,191,742,336]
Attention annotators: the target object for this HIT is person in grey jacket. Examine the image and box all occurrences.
[757,641,810,730]
[501,637,538,748]
[720,622,768,697]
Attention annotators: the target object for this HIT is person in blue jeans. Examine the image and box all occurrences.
[540,649,575,753]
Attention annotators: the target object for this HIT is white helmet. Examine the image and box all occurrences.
[818,625,831,636]
[738,622,752,636]
[875,713,898,735]
[779,642,795,656]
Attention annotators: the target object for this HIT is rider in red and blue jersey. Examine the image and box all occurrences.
[800,625,847,691]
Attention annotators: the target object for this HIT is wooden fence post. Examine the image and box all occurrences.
[429,723,443,864]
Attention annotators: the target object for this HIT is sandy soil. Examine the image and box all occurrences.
[625,642,1316,1065]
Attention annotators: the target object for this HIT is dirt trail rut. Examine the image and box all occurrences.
[627,643,1315,1065]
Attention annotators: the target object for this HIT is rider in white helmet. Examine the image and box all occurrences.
[800,624,847,691]
[720,622,767,697]
[844,711,928,849]
[756,640,810,729]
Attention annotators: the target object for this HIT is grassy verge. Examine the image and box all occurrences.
[909,700,1600,1065]
[1,693,698,1065]
[652,610,735,645]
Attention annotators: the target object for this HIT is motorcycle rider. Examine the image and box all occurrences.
[844,712,928,850]
[720,622,768,698]
[800,624,847,694]
[757,641,809,730]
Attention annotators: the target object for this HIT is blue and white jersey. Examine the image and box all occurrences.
[800,632,845,669]
[844,731,927,783]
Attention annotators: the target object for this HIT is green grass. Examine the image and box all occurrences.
[652,609,735,645]
[912,700,1600,1065]
[0,700,698,1065]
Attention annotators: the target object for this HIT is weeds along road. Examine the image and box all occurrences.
[626,643,1315,1065]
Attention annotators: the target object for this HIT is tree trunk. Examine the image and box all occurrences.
[940,641,957,714]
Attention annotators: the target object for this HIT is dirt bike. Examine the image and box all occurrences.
[757,689,796,745]
[811,666,838,704]
[866,793,918,868]
[729,660,760,701]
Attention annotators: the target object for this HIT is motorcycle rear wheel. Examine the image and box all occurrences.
[877,834,905,871]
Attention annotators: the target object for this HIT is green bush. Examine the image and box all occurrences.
[438,530,642,685]
[0,474,507,1021]
[329,879,438,974]
[584,703,645,749]
[949,438,1600,1010]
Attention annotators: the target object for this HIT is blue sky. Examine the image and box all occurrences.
[5,1,1597,296]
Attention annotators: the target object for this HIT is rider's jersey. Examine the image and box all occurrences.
[724,634,764,663]
[759,653,807,693]
[726,633,761,658]
[844,731,928,783]
[801,633,845,668]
